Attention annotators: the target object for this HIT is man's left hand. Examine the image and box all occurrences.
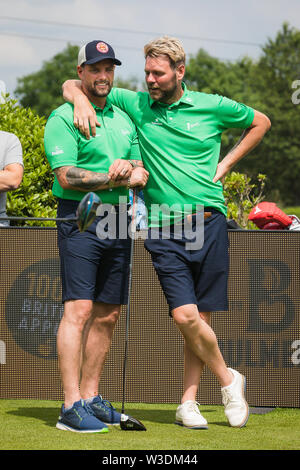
[109,159,133,181]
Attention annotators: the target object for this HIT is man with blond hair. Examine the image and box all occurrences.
[62,35,271,429]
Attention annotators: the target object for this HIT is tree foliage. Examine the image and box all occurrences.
[15,44,80,118]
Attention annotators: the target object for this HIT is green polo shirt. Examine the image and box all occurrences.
[44,98,141,204]
[107,84,255,226]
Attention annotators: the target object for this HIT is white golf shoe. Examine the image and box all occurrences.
[175,400,208,429]
[221,368,249,428]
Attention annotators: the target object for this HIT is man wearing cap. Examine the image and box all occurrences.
[62,36,271,430]
[44,40,149,433]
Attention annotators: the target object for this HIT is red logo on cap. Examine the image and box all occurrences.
[96,42,109,53]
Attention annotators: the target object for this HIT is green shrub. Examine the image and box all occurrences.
[0,95,56,226]
[223,172,267,229]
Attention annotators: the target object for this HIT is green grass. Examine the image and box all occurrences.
[283,206,300,218]
[0,399,300,451]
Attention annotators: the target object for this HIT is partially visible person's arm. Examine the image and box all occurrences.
[213,110,271,183]
[0,163,24,191]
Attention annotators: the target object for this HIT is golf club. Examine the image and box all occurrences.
[120,188,146,431]
[0,192,101,232]
[76,192,101,232]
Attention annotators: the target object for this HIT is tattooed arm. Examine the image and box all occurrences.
[55,165,149,191]
[55,166,125,191]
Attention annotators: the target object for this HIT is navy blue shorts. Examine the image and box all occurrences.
[57,198,131,304]
[144,209,229,313]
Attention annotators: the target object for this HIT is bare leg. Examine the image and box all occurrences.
[181,311,211,403]
[80,302,121,399]
[172,304,232,388]
[56,299,93,408]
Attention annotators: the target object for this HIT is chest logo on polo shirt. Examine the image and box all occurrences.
[186,122,199,131]
[151,118,163,126]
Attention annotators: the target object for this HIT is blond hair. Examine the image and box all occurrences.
[144,36,186,68]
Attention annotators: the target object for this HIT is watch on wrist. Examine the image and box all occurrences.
[127,177,131,190]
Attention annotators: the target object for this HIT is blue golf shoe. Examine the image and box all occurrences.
[85,395,122,425]
[56,399,108,433]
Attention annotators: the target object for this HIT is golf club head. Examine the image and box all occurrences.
[76,192,101,232]
[120,413,146,431]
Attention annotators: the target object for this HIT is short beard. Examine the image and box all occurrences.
[87,81,112,98]
[147,75,178,104]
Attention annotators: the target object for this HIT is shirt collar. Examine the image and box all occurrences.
[149,82,194,108]
[90,96,114,112]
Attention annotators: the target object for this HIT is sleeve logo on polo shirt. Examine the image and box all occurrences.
[51,146,64,156]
